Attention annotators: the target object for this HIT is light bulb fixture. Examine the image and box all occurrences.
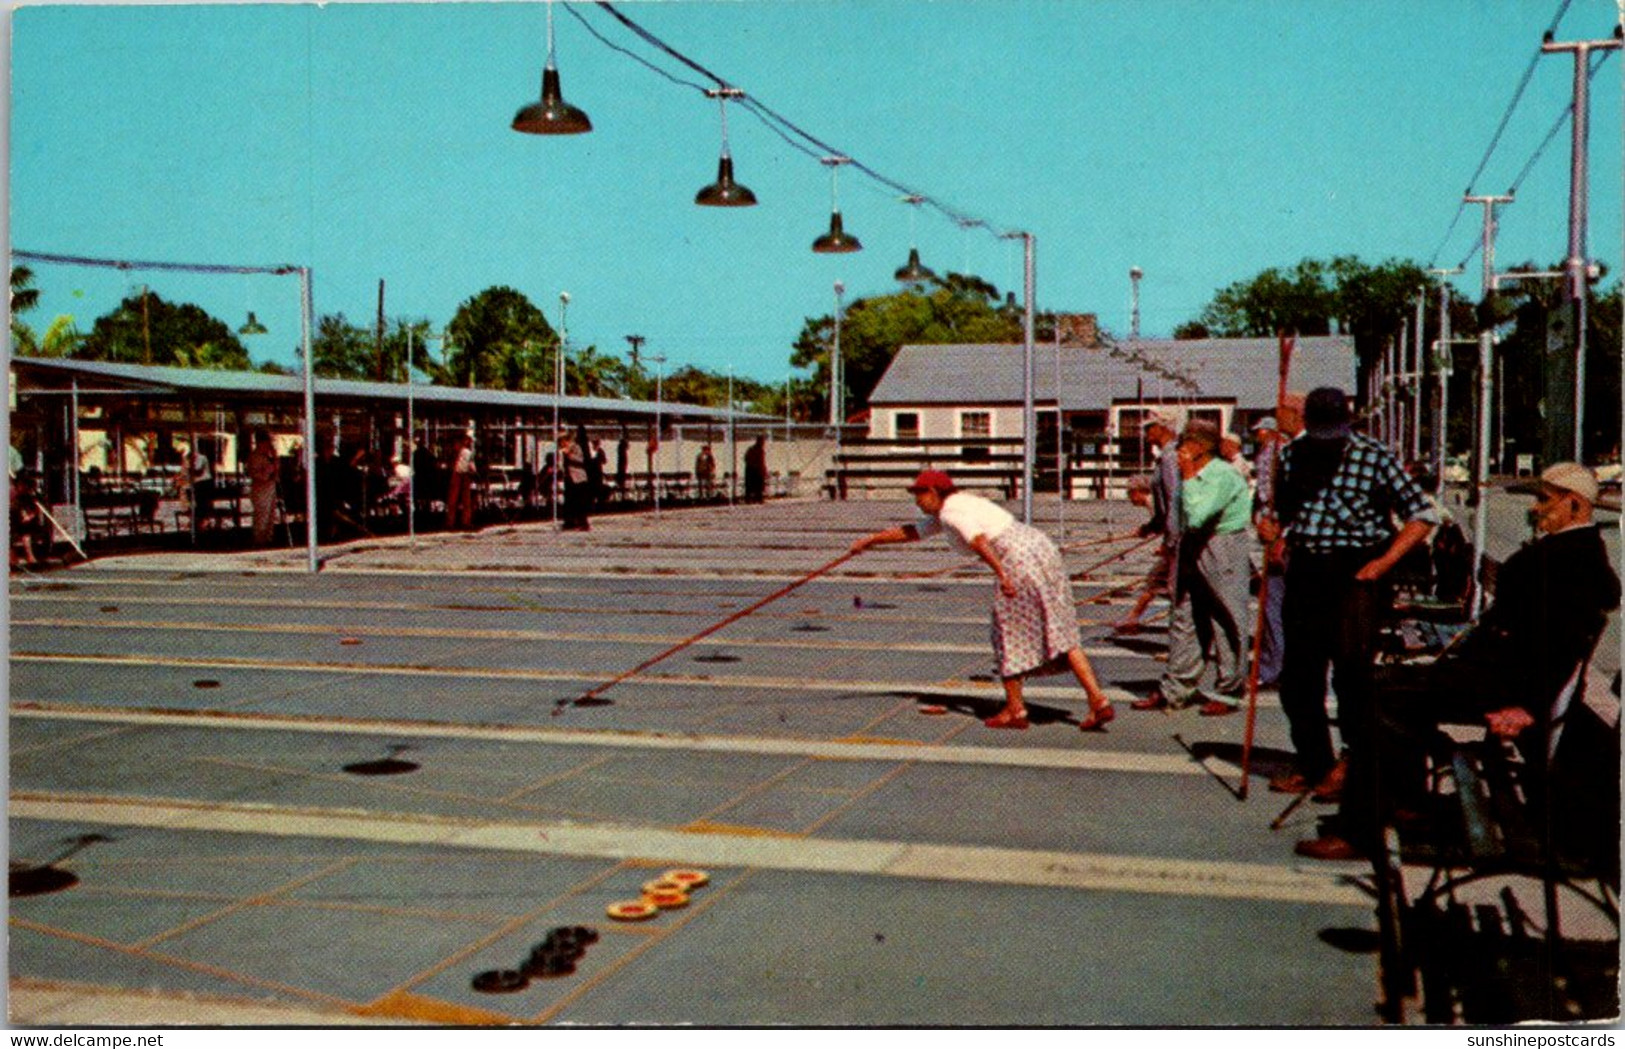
[894,195,936,283]
[238,312,267,336]
[812,156,861,254]
[696,87,756,207]
[512,2,592,135]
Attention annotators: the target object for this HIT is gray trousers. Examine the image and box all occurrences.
[1161,529,1253,706]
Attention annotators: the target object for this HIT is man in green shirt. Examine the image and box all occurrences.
[1133,419,1255,714]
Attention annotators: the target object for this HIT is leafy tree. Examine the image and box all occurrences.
[1187,255,1436,406]
[444,286,557,391]
[306,313,453,383]
[10,265,40,350]
[77,290,250,369]
[790,271,1025,419]
[10,265,39,315]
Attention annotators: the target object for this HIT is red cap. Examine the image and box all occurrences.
[907,469,956,494]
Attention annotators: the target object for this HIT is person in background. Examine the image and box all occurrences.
[744,436,768,502]
[559,429,592,532]
[445,434,476,531]
[851,470,1116,732]
[1113,474,1167,635]
[695,444,717,499]
[247,429,280,546]
[1220,430,1253,484]
[1115,407,1185,635]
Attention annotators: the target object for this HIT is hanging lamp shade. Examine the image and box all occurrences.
[894,247,935,284]
[696,155,757,207]
[238,312,267,335]
[812,211,862,253]
[513,66,592,134]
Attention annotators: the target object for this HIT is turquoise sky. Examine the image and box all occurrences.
[9,0,1624,382]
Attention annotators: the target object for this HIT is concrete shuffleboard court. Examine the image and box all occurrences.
[8,498,1612,1027]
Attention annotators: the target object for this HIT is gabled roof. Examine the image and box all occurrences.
[8,355,769,422]
[867,335,1357,411]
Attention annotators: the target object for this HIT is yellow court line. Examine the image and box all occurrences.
[11,648,1155,694]
[9,915,360,1013]
[132,858,359,951]
[10,791,1371,909]
[12,616,1001,656]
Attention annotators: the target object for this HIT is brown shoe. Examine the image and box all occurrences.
[1312,758,1348,802]
[1294,835,1363,861]
[1131,691,1169,711]
[1268,771,1311,794]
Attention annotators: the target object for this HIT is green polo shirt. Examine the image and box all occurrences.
[1180,457,1252,535]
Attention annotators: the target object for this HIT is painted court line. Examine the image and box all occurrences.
[9,792,1370,909]
[13,652,1243,708]
[12,703,1228,776]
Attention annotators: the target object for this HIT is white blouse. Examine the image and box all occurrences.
[916,491,1014,555]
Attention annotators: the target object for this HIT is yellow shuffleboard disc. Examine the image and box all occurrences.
[642,887,690,909]
[663,869,710,889]
[606,900,660,921]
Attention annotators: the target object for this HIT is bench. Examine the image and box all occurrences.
[1373,649,1619,1024]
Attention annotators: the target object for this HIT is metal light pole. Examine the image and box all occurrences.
[1428,269,1463,481]
[1411,290,1426,463]
[554,292,569,525]
[652,354,666,519]
[727,366,737,507]
[830,281,844,427]
[1004,231,1037,524]
[299,267,318,573]
[1466,193,1512,620]
[1542,29,1622,461]
[831,280,845,500]
[1129,266,1142,341]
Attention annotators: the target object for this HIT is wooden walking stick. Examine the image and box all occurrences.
[1239,329,1296,800]
[564,549,859,711]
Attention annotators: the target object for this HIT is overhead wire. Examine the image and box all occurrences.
[1449,45,1617,274]
[1426,0,1577,268]
[575,1,1014,241]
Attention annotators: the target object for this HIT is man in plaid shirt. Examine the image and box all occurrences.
[1257,387,1435,817]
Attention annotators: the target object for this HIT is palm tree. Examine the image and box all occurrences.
[10,265,40,316]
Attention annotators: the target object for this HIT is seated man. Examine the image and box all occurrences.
[1298,462,1621,860]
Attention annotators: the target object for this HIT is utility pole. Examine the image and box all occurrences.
[1411,289,1426,464]
[624,334,645,378]
[1465,193,1513,620]
[1541,27,1622,461]
[1129,266,1143,341]
[375,278,387,382]
[1428,268,1463,481]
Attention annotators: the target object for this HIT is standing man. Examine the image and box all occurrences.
[444,434,476,531]
[1257,387,1435,801]
[744,436,768,503]
[1116,407,1185,636]
[615,426,630,497]
[183,441,215,531]
[695,444,717,499]
[247,430,280,547]
[1134,420,1254,714]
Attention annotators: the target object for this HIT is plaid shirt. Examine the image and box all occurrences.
[1277,432,1436,553]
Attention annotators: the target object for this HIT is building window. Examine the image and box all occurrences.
[895,412,920,441]
[959,411,992,438]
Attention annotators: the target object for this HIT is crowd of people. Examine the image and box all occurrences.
[852,384,1620,868]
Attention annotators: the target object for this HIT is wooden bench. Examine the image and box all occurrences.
[1374,650,1619,1024]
